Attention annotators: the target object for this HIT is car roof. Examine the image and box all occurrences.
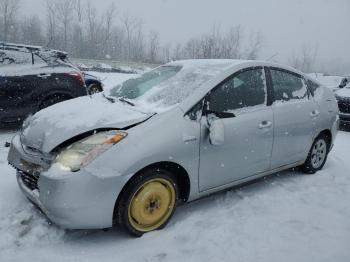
[166,59,305,76]
[174,59,307,113]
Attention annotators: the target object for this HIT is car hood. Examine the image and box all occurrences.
[21,95,153,153]
[335,88,350,99]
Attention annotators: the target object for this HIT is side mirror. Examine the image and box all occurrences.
[209,118,225,146]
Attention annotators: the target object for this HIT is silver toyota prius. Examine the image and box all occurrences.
[8,60,339,236]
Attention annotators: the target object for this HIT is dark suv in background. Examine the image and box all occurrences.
[335,77,350,128]
[0,43,87,127]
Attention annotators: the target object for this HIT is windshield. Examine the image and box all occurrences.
[109,61,234,110]
[110,66,181,99]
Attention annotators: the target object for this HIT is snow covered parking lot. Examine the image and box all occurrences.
[1,128,350,261]
[0,70,349,262]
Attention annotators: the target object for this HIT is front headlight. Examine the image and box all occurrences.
[54,130,127,172]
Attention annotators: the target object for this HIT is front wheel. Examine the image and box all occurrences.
[300,134,330,174]
[115,168,178,237]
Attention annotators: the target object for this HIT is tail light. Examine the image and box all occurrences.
[66,71,85,86]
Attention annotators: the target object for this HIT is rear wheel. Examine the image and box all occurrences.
[301,134,330,174]
[87,84,102,95]
[115,168,178,237]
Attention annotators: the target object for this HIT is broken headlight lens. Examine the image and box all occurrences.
[54,131,127,172]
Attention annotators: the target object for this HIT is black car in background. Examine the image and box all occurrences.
[83,72,103,95]
[0,43,87,127]
[335,77,350,128]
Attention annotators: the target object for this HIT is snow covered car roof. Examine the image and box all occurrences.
[0,42,69,67]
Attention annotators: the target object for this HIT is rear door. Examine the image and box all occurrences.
[199,67,274,191]
[268,68,318,169]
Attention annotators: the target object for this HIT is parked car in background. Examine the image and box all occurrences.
[83,72,104,95]
[335,77,350,127]
[8,60,339,237]
[0,43,87,127]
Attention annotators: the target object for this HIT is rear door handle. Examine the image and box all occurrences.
[259,121,272,129]
[37,73,51,79]
[310,110,320,117]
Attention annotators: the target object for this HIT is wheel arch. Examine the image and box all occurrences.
[317,129,332,149]
[113,161,191,225]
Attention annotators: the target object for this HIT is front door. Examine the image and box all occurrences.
[199,67,274,191]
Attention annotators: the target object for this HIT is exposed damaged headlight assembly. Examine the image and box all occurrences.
[54,131,127,172]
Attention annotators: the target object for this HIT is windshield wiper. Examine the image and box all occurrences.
[119,97,135,107]
[102,93,115,103]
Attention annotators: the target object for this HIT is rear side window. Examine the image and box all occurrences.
[208,68,266,113]
[0,50,46,67]
[270,69,307,102]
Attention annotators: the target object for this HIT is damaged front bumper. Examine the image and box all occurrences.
[8,134,127,230]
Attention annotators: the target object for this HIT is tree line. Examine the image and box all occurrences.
[0,0,319,72]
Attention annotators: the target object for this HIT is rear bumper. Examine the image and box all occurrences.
[8,134,127,230]
[339,112,350,124]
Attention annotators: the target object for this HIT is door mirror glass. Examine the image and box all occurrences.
[209,118,225,146]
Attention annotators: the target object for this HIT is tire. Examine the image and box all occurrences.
[39,95,70,111]
[300,134,330,174]
[87,84,102,95]
[115,168,178,237]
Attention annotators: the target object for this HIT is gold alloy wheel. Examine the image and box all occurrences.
[128,178,176,232]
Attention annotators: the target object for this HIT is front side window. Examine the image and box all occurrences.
[208,68,266,113]
[270,69,307,102]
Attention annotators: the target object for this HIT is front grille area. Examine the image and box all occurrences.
[338,101,350,114]
[19,171,39,191]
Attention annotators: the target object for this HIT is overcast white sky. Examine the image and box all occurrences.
[20,0,350,71]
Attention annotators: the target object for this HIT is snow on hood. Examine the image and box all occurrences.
[335,87,350,99]
[21,95,153,153]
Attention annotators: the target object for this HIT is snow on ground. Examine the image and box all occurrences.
[1,130,350,262]
[0,72,349,262]
[85,71,138,93]
[308,73,346,89]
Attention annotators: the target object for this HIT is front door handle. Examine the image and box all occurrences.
[259,121,272,129]
[183,135,197,143]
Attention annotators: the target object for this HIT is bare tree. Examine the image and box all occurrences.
[122,13,137,61]
[71,0,84,57]
[20,15,43,45]
[44,0,57,47]
[54,0,75,49]
[221,25,243,59]
[289,44,319,72]
[148,30,160,63]
[245,32,263,60]
[102,2,116,57]
[85,1,102,58]
[0,0,21,41]
[133,21,145,61]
